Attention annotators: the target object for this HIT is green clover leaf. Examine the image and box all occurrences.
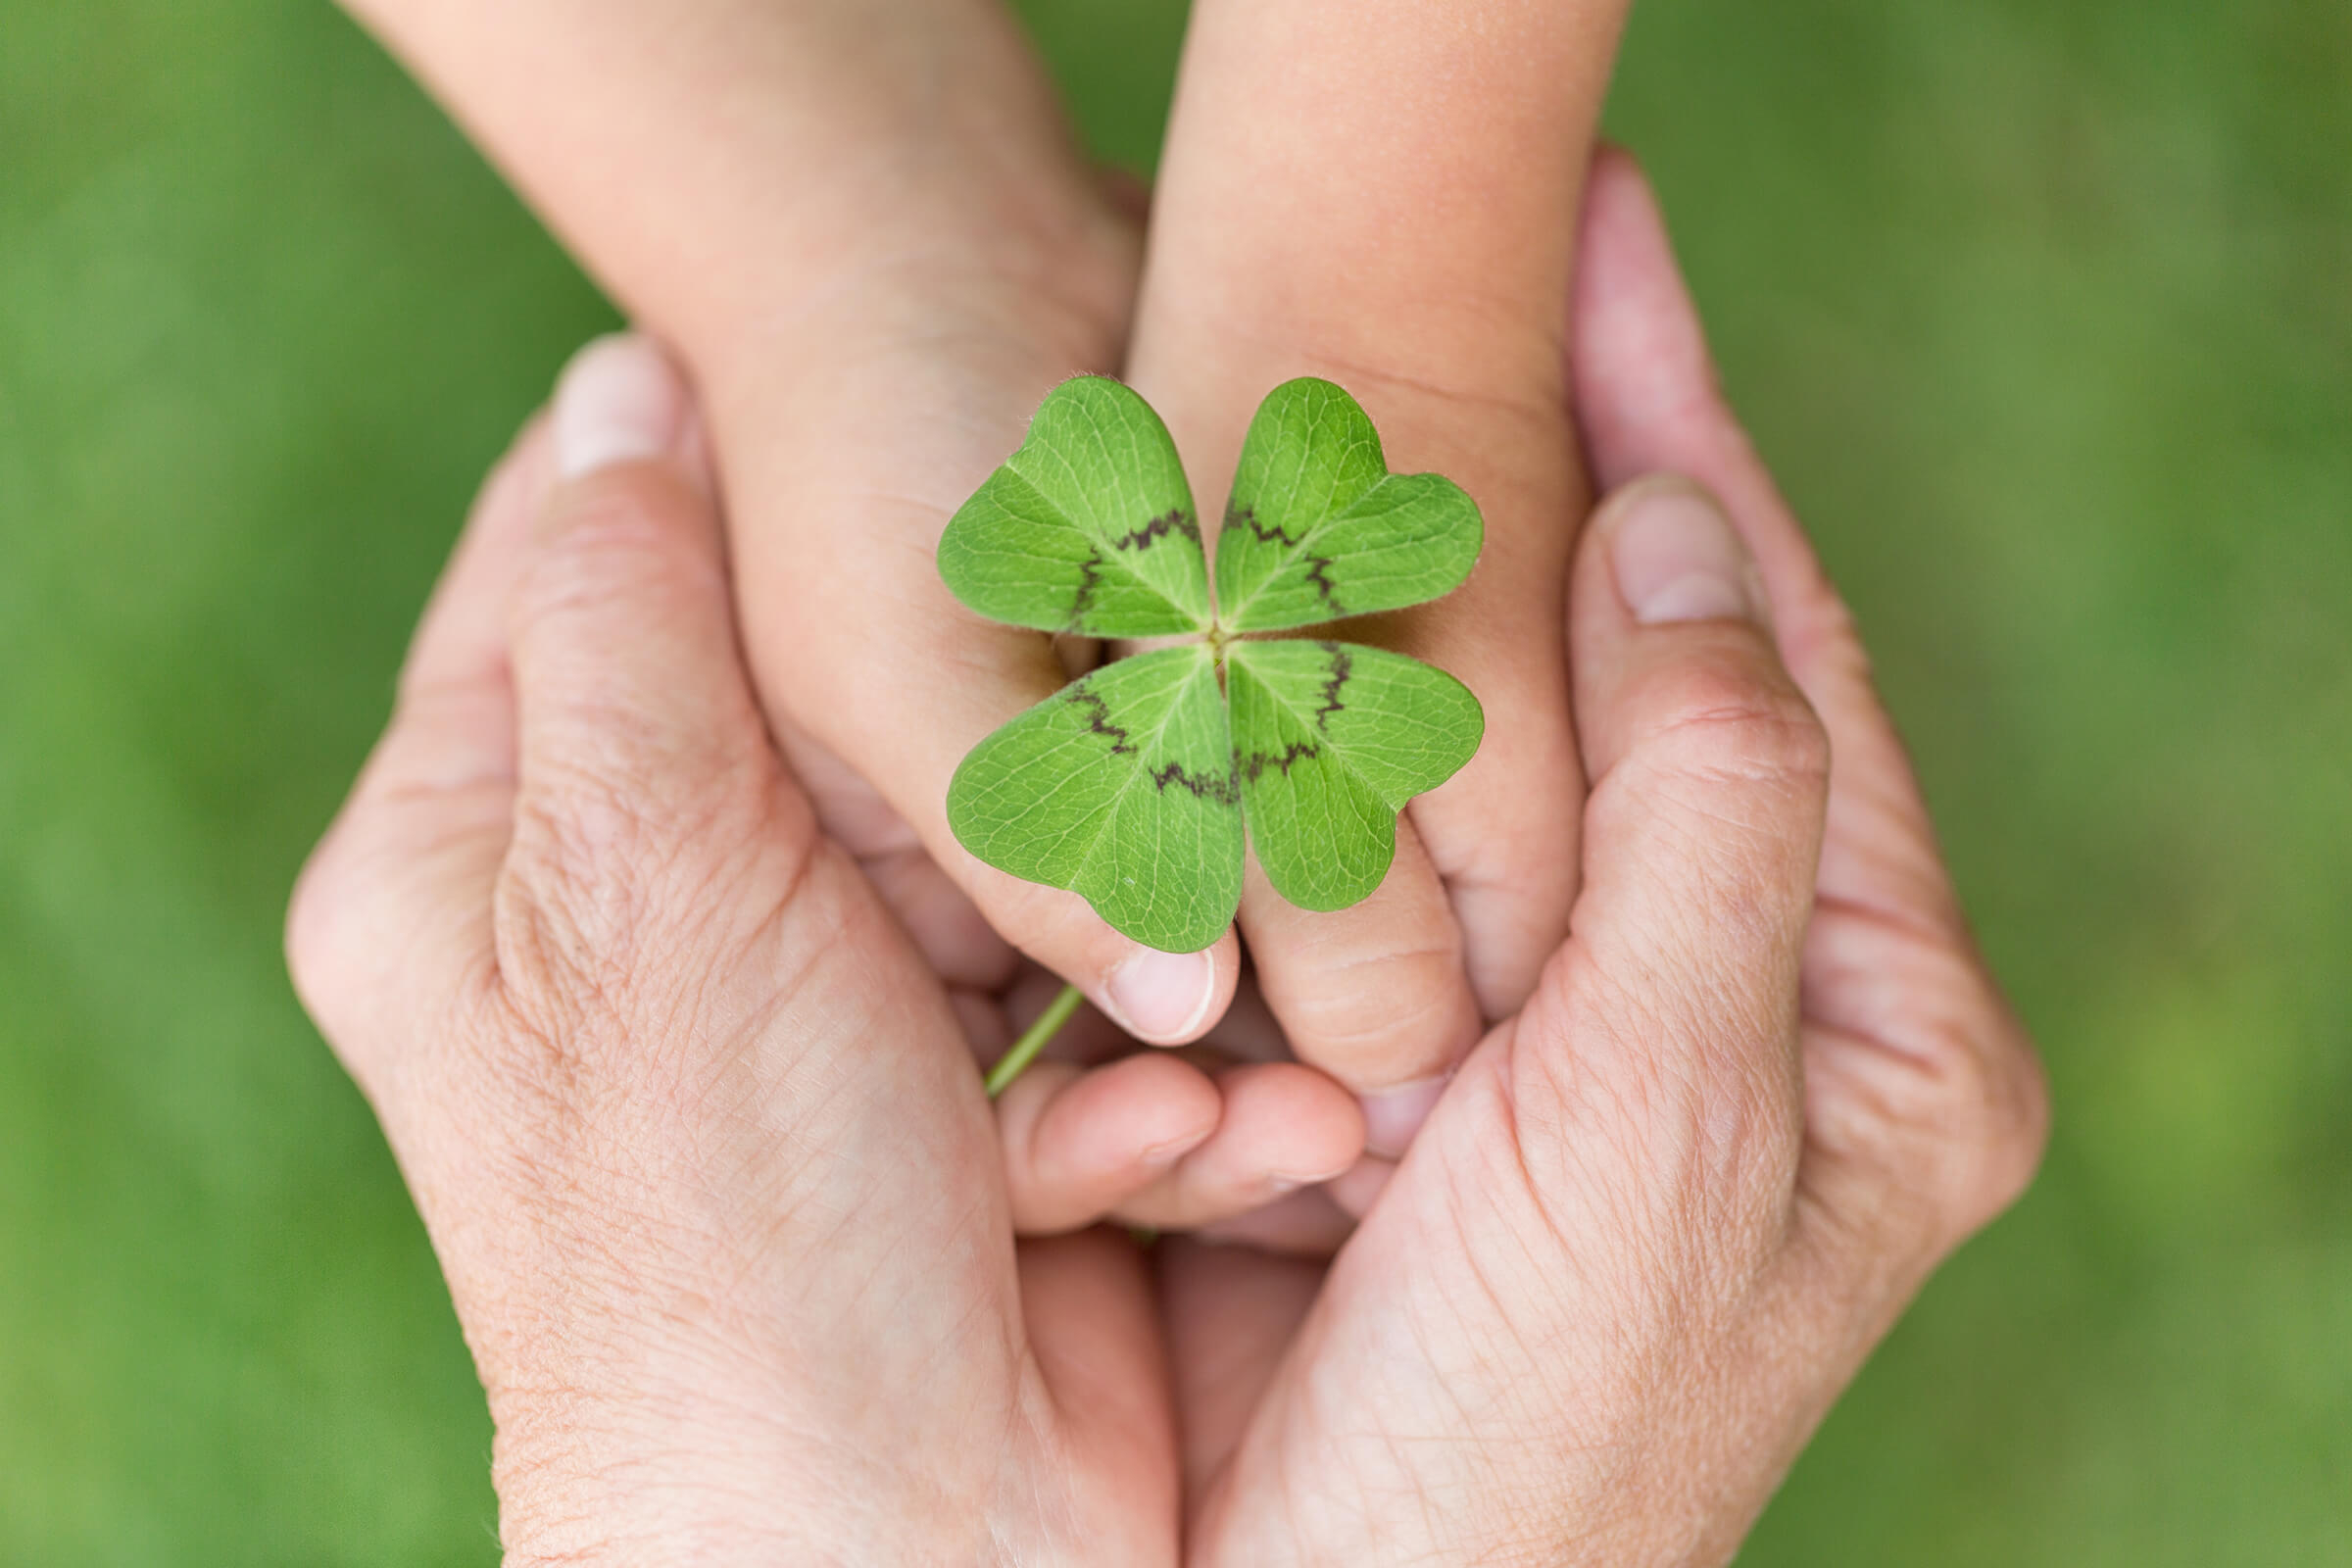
[936,374,1209,636]
[940,375,1484,954]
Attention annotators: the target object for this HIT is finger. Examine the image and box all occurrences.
[993,1054,1221,1235]
[1192,1185,1356,1256]
[286,419,552,1079]
[882,636,1248,1050]
[1157,1238,1325,1497]
[1017,1230,1178,1546]
[494,333,839,991]
[507,335,771,818]
[753,513,1242,1045]
[396,417,554,764]
[1110,1062,1363,1232]
[1557,475,1829,1127]
[1234,820,1483,1155]
[1571,148,1958,931]
[1570,150,2048,1248]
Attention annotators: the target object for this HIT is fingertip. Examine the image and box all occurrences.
[998,1054,1223,1234]
[552,333,689,481]
[1597,473,1769,629]
[1323,1154,1395,1220]
[1359,1075,1448,1161]
[1214,1061,1366,1187]
[964,872,1239,1048]
[1105,1059,1365,1234]
[1239,824,1482,1095]
[1095,928,1239,1047]
[1570,148,1722,497]
[1579,142,1657,254]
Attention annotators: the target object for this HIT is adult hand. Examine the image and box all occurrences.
[286,343,1365,1562]
[1160,151,2051,1565]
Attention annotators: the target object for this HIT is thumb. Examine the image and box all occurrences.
[1552,474,1830,1137]
[495,336,827,973]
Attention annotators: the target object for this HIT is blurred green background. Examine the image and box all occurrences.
[2,0,2345,1559]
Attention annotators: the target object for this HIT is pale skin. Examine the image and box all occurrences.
[336,0,1634,1209]
[288,155,2047,1562]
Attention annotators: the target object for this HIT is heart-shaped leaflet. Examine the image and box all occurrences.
[940,375,1484,954]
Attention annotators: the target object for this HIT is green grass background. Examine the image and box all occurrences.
[3,0,2346,1559]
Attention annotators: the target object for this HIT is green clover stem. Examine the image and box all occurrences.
[984,983,1086,1099]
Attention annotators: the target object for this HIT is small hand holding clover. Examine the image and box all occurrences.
[940,376,1487,957]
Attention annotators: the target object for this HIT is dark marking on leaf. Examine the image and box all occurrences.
[1228,504,1345,612]
[1151,760,1240,804]
[1067,547,1106,631]
[1112,510,1200,551]
[1312,642,1351,730]
[1065,684,1136,756]
[1241,741,1322,783]
[1225,502,1298,547]
[1302,558,1344,613]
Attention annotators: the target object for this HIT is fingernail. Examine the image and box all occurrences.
[553,334,686,479]
[1102,948,1217,1044]
[1359,1075,1449,1159]
[1608,477,1765,625]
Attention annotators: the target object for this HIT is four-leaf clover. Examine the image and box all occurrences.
[939,376,1485,953]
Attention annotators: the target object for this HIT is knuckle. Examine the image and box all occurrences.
[502,747,788,976]
[1941,1015,2051,1235]
[495,764,814,1042]
[1639,650,1832,797]
[525,471,697,599]
[502,769,662,973]
[284,839,361,1034]
[1878,992,2051,1246]
[1281,939,1475,1075]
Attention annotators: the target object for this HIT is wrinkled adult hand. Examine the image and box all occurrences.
[286,343,1374,1563]
[1161,151,2051,1566]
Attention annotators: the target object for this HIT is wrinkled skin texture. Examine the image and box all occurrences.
[289,371,1195,1564]
[1158,152,2049,1564]
[290,153,2045,1564]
